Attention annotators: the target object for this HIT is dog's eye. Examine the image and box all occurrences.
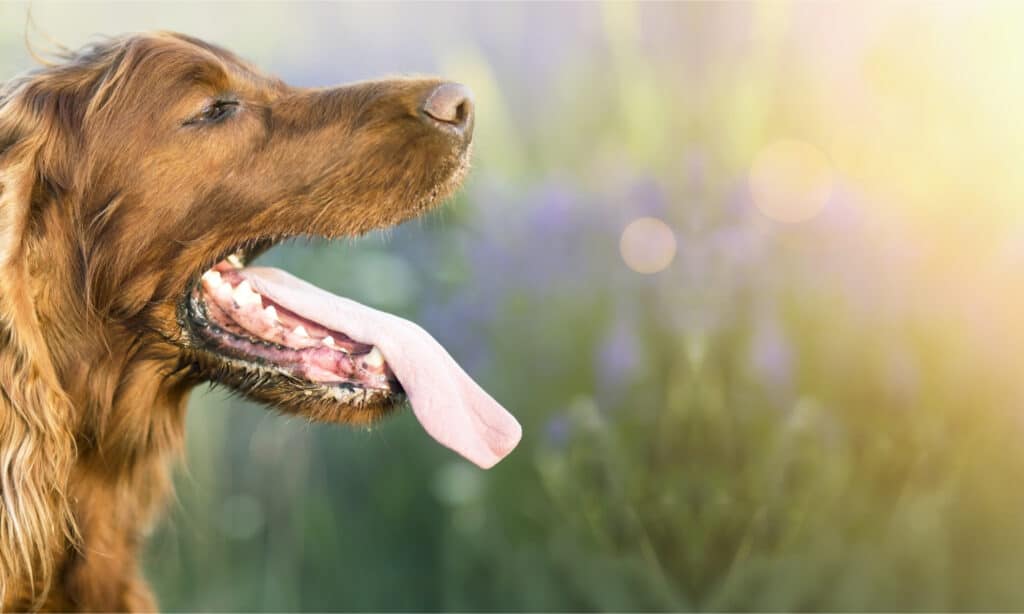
[185,100,239,126]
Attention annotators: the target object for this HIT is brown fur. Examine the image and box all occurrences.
[0,32,471,611]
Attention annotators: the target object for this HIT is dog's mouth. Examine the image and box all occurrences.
[190,256,399,394]
[183,244,521,469]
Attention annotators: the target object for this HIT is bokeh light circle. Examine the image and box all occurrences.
[749,139,833,223]
[619,217,677,274]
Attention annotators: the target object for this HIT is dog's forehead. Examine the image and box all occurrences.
[141,33,282,97]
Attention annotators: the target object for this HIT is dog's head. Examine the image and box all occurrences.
[0,31,519,606]
[72,34,472,311]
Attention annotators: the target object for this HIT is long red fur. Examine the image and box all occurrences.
[0,32,467,611]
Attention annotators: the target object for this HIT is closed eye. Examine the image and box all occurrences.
[183,99,240,126]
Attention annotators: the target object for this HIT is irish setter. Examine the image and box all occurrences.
[0,32,521,611]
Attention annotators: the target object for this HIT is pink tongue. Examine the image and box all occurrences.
[244,267,522,469]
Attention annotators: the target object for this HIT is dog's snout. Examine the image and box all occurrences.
[422,82,474,138]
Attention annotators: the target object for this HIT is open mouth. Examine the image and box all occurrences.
[181,242,522,469]
[187,250,401,408]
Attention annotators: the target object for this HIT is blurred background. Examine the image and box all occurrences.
[4,1,1024,610]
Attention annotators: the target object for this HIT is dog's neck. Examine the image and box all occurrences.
[27,234,193,456]
[25,244,215,608]
[44,320,193,610]
[67,339,191,454]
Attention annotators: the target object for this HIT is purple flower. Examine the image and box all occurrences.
[544,413,572,448]
[624,176,668,219]
[526,180,578,240]
[750,314,793,396]
[596,312,642,396]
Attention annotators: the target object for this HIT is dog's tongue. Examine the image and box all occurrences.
[244,267,521,469]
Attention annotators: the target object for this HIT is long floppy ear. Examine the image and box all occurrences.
[0,75,79,609]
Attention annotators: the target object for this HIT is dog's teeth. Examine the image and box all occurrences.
[213,279,234,303]
[232,279,261,307]
[227,254,244,268]
[293,325,309,338]
[364,347,384,368]
[264,305,278,322]
[201,270,223,288]
[322,335,335,347]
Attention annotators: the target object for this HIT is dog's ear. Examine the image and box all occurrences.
[0,76,80,609]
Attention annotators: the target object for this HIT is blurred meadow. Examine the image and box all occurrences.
[5,1,1024,610]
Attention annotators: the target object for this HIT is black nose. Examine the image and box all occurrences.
[422,82,474,138]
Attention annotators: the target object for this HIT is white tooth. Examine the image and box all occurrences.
[264,305,278,322]
[232,279,261,307]
[364,347,384,368]
[322,335,335,347]
[213,280,234,302]
[227,254,244,268]
[293,325,309,338]
[201,270,223,288]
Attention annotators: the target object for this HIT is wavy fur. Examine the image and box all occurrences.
[0,32,470,611]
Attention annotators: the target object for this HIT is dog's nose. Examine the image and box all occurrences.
[422,82,474,138]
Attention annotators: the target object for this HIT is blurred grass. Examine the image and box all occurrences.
[5,1,1024,610]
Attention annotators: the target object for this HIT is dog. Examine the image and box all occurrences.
[0,31,521,611]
